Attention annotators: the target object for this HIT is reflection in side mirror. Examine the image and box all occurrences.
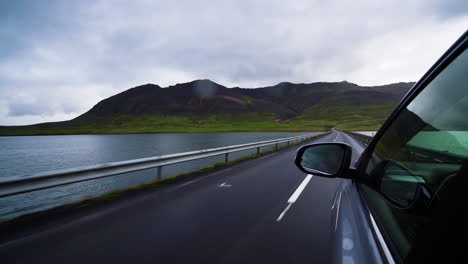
[295,143,352,178]
[379,161,433,209]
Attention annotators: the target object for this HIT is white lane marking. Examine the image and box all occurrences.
[174,168,232,189]
[256,154,275,161]
[276,174,313,222]
[288,174,313,203]
[276,203,292,222]
[218,182,232,188]
[175,179,204,189]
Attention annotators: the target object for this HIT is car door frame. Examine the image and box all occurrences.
[356,31,468,182]
[352,31,468,263]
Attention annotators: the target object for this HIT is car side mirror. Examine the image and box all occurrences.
[379,160,433,210]
[295,143,352,178]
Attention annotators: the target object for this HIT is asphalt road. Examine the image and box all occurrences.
[0,130,367,264]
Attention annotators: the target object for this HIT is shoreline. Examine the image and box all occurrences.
[0,129,327,137]
[0,132,329,240]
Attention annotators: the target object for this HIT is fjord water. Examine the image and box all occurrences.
[0,132,317,218]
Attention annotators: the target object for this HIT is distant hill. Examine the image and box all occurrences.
[0,80,414,135]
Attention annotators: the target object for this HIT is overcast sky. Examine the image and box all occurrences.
[1,0,467,125]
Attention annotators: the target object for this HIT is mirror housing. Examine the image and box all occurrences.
[295,143,352,178]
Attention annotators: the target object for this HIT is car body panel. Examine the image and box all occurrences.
[331,179,389,264]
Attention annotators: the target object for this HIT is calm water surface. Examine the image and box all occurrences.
[0,132,317,218]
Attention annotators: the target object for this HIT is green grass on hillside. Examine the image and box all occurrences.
[0,104,395,136]
[337,120,385,131]
[0,113,319,135]
[288,104,394,131]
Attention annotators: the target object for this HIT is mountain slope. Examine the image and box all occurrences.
[0,80,414,135]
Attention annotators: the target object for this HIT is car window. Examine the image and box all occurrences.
[359,41,467,261]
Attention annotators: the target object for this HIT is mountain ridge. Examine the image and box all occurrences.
[76,79,412,119]
[0,80,415,135]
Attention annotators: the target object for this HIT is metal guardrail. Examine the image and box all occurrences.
[344,131,373,145]
[0,133,327,198]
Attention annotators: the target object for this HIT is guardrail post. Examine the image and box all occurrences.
[257,147,260,155]
[287,141,289,146]
[275,143,278,150]
[225,153,228,163]
[157,166,162,180]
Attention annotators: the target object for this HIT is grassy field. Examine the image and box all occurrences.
[286,104,393,131]
[0,104,394,136]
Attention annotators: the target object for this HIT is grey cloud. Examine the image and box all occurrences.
[8,102,45,117]
[0,0,67,59]
[430,0,468,19]
[0,0,467,125]
[4,90,87,117]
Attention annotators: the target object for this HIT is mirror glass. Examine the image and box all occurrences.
[380,161,431,208]
[299,144,345,175]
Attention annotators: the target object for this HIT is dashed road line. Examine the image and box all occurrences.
[276,174,313,222]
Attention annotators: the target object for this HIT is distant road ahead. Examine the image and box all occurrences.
[1,130,367,264]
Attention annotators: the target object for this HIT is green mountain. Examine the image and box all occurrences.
[0,80,414,135]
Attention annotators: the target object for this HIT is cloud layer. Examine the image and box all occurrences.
[1,0,467,125]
